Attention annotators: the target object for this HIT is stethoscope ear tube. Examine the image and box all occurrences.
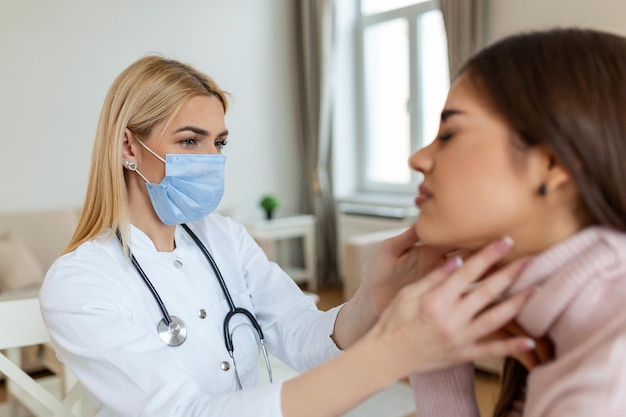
[181,223,237,311]
[223,308,265,354]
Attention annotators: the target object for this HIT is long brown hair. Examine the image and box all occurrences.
[459,28,626,415]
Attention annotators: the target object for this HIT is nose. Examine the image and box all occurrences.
[409,142,435,174]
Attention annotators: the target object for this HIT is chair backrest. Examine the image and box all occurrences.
[0,295,93,417]
[0,209,80,272]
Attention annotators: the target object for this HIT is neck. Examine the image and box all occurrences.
[503,205,584,264]
[136,220,177,252]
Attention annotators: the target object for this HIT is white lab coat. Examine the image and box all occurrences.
[39,214,342,417]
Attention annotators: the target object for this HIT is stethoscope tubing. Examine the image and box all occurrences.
[131,252,174,326]
[119,225,268,357]
[119,223,273,386]
[181,224,236,311]
[116,229,174,325]
[179,224,267,353]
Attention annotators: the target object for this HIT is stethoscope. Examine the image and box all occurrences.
[118,224,273,389]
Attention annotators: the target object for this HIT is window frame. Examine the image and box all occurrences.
[355,0,445,194]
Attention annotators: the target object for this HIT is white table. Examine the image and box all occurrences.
[242,215,317,292]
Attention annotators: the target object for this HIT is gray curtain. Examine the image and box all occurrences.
[439,0,485,80]
[295,0,340,288]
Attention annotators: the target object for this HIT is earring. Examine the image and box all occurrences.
[124,160,137,171]
[538,183,548,196]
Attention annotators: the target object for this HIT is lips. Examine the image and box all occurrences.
[415,184,433,207]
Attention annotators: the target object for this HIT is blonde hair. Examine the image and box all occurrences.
[65,55,228,254]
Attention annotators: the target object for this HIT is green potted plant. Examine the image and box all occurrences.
[259,194,280,220]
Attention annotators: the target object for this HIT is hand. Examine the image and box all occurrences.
[490,320,554,371]
[362,237,536,376]
[357,227,456,316]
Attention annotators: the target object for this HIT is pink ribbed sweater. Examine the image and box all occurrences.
[410,227,626,417]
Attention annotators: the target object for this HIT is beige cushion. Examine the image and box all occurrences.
[0,232,44,291]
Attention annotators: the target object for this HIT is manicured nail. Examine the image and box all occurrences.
[523,338,536,350]
[495,236,514,254]
[444,256,463,273]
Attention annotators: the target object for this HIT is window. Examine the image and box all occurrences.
[356,0,449,194]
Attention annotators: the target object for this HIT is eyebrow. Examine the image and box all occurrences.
[174,126,229,138]
[175,125,209,136]
[440,109,464,122]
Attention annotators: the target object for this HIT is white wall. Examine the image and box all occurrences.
[0,0,301,220]
[4,0,625,218]
[485,0,626,43]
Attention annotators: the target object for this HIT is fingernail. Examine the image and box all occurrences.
[523,338,536,350]
[495,236,514,254]
[444,256,463,273]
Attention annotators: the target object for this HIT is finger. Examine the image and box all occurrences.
[392,257,467,329]
[400,255,465,300]
[457,287,534,346]
[421,237,517,314]
[458,237,516,284]
[458,336,536,364]
[511,336,554,370]
[503,320,527,336]
[513,349,541,370]
[380,227,421,256]
[449,257,529,327]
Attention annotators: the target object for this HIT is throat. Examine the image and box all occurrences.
[134,223,177,252]
[154,236,176,252]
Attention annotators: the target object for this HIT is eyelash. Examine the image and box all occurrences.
[180,138,198,147]
[215,139,228,150]
[437,132,454,142]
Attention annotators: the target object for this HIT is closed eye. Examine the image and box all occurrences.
[437,132,454,142]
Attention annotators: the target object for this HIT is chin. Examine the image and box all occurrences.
[414,220,446,245]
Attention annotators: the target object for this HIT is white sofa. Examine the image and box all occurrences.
[341,227,407,301]
[0,208,80,373]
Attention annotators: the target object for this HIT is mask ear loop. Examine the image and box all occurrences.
[136,138,167,163]
[128,138,167,184]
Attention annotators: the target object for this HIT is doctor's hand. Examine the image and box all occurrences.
[357,226,455,317]
[284,237,534,417]
[358,237,536,375]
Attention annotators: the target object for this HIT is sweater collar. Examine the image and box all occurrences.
[509,226,623,337]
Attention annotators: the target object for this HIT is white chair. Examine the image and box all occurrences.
[0,294,94,417]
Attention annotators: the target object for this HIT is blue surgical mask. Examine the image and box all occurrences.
[133,139,226,225]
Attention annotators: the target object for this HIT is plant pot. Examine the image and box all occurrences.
[265,209,274,220]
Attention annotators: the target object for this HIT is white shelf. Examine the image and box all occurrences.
[242,215,317,291]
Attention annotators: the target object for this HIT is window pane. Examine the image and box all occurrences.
[361,0,429,15]
[418,10,450,146]
[363,18,411,185]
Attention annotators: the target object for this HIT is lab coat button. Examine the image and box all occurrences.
[173,259,183,269]
[198,309,207,319]
[220,361,231,371]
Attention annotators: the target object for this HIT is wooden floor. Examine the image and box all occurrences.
[1,285,501,416]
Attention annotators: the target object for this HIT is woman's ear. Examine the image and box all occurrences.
[122,128,136,161]
[545,155,572,192]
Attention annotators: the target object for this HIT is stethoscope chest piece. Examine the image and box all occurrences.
[157,315,187,346]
